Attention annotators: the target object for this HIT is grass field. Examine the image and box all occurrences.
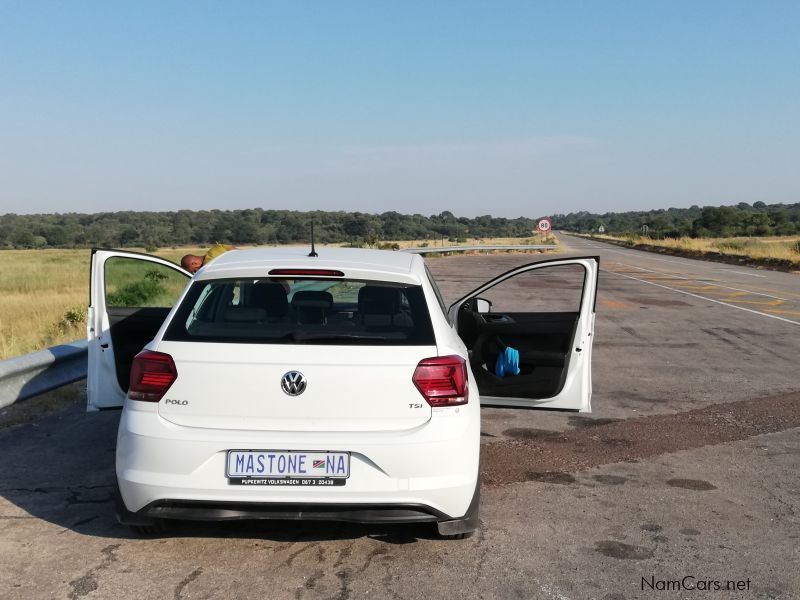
[0,247,202,359]
[592,234,800,266]
[0,237,556,360]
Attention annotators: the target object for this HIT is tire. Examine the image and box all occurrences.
[437,531,473,540]
[436,476,480,539]
[114,479,169,536]
[130,520,168,537]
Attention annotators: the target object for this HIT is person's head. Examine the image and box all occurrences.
[181,254,204,274]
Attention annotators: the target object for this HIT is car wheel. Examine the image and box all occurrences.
[130,520,169,537]
[436,476,480,539]
[437,531,473,540]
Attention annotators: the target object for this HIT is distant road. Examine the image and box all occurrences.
[559,232,800,326]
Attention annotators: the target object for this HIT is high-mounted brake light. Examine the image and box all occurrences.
[412,355,469,407]
[128,350,177,402]
[268,269,344,277]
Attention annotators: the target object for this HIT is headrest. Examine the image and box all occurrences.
[358,286,400,315]
[249,282,289,317]
[291,290,333,309]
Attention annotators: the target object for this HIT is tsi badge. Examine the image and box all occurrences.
[281,371,307,396]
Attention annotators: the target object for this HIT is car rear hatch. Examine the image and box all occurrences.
[150,273,439,433]
[155,343,435,432]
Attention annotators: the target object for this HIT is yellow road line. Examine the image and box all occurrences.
[605,269,800,326]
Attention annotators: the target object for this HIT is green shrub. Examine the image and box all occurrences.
[106,271,167,306]
[43,306,87,345]
[378,242,401,250]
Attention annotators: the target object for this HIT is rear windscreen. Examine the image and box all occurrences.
[163,277,435,346]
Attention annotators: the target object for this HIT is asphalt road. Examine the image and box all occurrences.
[1,237,799,600]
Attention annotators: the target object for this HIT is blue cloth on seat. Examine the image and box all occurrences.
[495,346,521,377]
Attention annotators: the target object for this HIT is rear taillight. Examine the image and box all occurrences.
[128,350,177,402]
[412,355,469,407]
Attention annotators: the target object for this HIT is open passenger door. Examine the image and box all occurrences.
[448,257,598,412]
[87,249,190,411]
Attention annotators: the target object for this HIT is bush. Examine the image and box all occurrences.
[792,240,800,255]
[107,271,167,306]
[43,306,87,345]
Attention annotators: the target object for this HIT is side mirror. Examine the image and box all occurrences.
[475,297,492,314]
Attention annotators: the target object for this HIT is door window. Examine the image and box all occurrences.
[104,257,187,308]
[477,264,585,313]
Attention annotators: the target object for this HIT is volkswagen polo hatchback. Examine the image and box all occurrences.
[87,247,598,537]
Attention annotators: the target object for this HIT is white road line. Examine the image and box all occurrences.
[614,263,790,300]
[575,238,776,276]
[719,269,767,278]
[605,269,800,326]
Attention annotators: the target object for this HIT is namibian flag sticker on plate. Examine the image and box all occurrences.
[226,450,349,486]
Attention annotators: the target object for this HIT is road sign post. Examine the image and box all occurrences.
[537,218,552,236]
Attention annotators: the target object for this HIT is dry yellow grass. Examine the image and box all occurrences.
[0,247,203,359]
[0,238,556,360]
[594,234,800,265]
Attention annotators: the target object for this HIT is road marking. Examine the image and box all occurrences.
[604,269,800,326]
[718,269,767,278]
[571,237,785,279]
[611,263,791,301]
[765,308,800,317]
[566,234,800,298]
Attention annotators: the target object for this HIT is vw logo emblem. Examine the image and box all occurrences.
[281,371,307,396]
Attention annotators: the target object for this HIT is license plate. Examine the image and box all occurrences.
[226,450,350,486]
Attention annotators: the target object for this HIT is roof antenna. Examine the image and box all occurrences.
[308,220,318,257]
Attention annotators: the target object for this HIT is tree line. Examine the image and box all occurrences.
[1,202,797,249]
[553,202,800,238]
[0,209,540,249]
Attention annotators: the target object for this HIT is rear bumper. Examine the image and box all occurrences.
[116,401,480,524]
[119,481,480,536]
[133,500,445,523]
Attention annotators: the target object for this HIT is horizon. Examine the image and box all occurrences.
[0,201,800,221]
[1,198,798,220]
[1,2,798,217]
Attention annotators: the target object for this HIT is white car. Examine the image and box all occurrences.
[87,247,598,538]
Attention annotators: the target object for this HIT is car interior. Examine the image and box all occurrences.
[107,306,172,392]
[454,265,587,401]
[160,278,435,346]
[457,302,580,399]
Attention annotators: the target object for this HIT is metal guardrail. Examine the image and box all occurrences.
[402,244,557,254]
[0,340,87,409]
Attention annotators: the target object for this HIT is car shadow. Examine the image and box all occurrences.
[0,405,439,544]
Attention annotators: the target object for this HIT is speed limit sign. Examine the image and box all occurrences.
[537,218,552,233]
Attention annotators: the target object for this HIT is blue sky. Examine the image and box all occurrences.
[1,1,798,217]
